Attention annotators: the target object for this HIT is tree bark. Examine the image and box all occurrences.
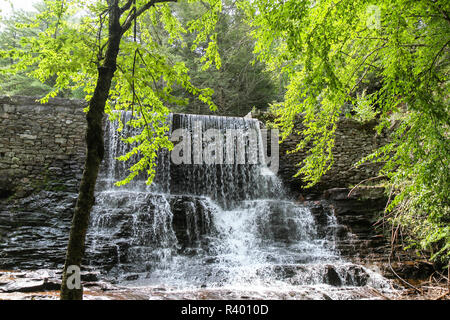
[60,1,122,300]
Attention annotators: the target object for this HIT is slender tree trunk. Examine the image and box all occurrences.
[60,2,122,300]
[59,0,174,300]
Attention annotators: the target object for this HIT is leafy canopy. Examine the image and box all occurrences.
[240,0,449,262]
[0,5,57,97]
[167,0,280,116]
[1,0,223,186]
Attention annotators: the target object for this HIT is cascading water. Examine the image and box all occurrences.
[85,112,392,299]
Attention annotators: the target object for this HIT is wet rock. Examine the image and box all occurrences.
[0,280,43,293]
[0,185,14,199]
[81,281,119,291]
[319,187,390,264]
[124,274,139,281]
[203,257,218,264]
[304,201,335,238]
[261,201,317,243]
[81,271,101,282]
[344,265,369,286]
[323,265,342,286]
[0,192,74,271]
[0,278,61,293]
[272,265,300,279]
[170,195,214,248]
[323,188,354,201]
[322,293,333,300]
[335,225,349,239]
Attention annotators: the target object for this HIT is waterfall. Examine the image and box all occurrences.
[86,112,390,295]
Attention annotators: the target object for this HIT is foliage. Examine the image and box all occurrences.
[167,0,280,116]
[241,0,450,263]
[0,0,222,186]
[352,90,379,123]
[0,5,54,97]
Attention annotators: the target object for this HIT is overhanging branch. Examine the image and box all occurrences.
[121,0,177,34]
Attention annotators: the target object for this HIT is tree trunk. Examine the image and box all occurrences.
[59,0,175,300]
[60,2,123,300]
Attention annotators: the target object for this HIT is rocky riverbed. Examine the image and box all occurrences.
[2,269,448,300]
[0,269,395,300]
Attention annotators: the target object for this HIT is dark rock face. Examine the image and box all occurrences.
[0,191,217,274]
[344,265,370,286]
[318,187,391,263]
[171,195,216,249]
[324,265,342,286]
[0,191,76,269]
[309,188,436,282]
[304,201,337,240]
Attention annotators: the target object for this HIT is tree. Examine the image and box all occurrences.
[0,4,54,97]
[1,0,222,299]
[168,0,280,116]
[126,0,280,116]
[241,0,449,263]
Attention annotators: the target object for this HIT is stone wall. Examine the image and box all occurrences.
[0,96,87,197]
[256,113,389,194]
[0,96,388,198]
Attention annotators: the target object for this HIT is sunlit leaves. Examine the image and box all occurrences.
[243,0,450,262]
[3,0,222,187]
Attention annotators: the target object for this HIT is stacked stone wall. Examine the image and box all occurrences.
[0,96,87,196]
